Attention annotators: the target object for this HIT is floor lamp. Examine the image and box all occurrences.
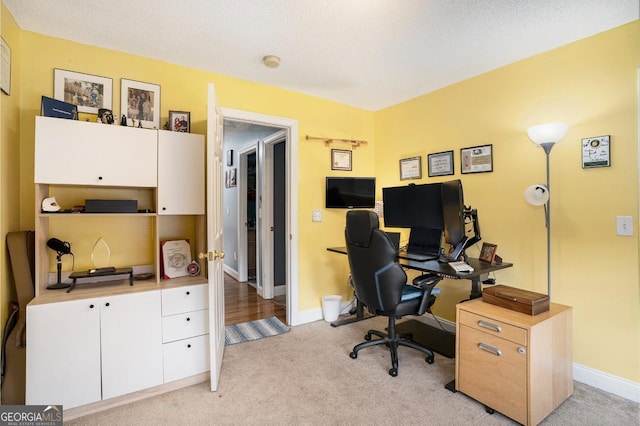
[524,122,568,298]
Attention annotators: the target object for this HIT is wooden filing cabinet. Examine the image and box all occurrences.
[455,299,572,426]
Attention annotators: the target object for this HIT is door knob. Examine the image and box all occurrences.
[198,251,225,261]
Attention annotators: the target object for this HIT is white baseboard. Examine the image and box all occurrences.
[296,309,640,403]
[223,265,239,280]
[573,362,640,403]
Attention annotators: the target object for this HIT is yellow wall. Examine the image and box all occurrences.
[2,2,638,388]
[374,21,639,383]
[0,4,22,334]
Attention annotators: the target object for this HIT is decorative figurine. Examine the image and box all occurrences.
[120,114,127,126]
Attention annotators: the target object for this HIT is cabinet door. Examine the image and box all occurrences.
[157,130,205,214]
[26,299,101,409]
[100,291,163,399]
[34,116,157,187]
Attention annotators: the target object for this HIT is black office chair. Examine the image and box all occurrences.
[345,210,442,377]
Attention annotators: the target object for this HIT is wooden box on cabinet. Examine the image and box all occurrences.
[455,299,572,426]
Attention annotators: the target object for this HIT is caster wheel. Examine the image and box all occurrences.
[426,356,434,364]
[389,368,398,377]
[349,307,357,315]
[364,334,372,341]
[485,406,495,415]
[349,352,357,359]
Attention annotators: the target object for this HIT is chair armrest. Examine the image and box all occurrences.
[412,274,442,315]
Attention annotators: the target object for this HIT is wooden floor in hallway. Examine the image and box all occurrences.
[224,274,286,326]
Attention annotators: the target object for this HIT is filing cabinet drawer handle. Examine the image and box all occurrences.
[478,343,502,357]
[478,320,501,333]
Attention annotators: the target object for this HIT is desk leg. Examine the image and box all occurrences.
[330,275,373,327]
[469,277,483,299]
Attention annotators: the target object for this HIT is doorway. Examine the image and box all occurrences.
[221,109,299,326]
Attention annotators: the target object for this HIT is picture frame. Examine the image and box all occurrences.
[225,168,237,188]
[400,156,422,180]
[479,242,498,264]
[1,37,11,95]
[581,135,610,168]
[226,150,234,166]
[169,110,190,133]
[428,150,454,177]
[461,144,493,174]
[54,68,113,114]
[121,78,160,129]
[331,149,352,171]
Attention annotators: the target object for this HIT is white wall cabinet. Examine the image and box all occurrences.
[26,291,163,409]
[34,117,157,187]
[157,130,205,215]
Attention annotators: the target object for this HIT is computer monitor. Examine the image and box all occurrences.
[382,183,443,230]
[442,179,481,260]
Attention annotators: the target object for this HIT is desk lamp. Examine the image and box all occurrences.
[46,238,73,290]
[524,122,568,298]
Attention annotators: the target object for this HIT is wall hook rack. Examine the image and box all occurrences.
[305,135,368,148]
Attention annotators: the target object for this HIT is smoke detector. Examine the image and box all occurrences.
[263,55,281,68]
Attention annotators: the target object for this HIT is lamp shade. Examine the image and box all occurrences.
[524,184,549,206]
[527,122,568,145]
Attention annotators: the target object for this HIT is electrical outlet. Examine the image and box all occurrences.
[616,216,633,236]
[312,210,322,222]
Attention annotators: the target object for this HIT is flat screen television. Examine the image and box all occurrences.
[325,177,376,208]
[382,183,443,229]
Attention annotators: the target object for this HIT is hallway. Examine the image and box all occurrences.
[224,274,286,325]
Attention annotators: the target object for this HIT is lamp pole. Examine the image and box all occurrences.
[541,142,554,298]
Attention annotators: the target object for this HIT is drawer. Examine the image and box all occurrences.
[457,324,527,425]
[163,334,210,383]
[162,309,209,343]
[162,284,208,316]
[458,309,527,346]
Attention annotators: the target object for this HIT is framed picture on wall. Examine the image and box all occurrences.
[120,78,160,129]
[399,156,422,180]
[460,144,493,174]
[331,149,352,171]
[428,150,454,177]
[54,68,113,114]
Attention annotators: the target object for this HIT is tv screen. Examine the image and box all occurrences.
[382,183,443,229]
[325,177,376,208]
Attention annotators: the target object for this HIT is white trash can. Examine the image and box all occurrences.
[322,295,342,322]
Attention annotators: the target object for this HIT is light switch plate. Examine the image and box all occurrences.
[312,210,322,222]
[616,216,633,236]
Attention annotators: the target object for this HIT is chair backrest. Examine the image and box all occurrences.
[345,210,407,315]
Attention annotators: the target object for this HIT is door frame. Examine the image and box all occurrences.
[237,145,256,284]
[222,108,299,326]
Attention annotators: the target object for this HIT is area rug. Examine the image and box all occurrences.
[225,317,290,345]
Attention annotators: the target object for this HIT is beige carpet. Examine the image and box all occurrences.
[67,316,639,425]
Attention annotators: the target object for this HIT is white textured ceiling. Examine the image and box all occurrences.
[4,0,638,111]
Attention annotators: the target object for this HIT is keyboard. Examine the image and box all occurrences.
[448,261,474,273]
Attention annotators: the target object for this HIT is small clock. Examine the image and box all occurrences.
[582,135,610,168]
[187,260,201,277]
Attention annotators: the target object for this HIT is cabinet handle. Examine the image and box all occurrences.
[89,304,94,309]
[187,344,191,348]
[478,320,502,333]
[186,317,191,321]
[478,343,502,357]
[98,176,103,181]
[186,291,190,295]
[105,302,110,307]
[162,207,166,211]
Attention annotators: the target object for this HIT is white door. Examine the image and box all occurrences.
[207,83,225,391]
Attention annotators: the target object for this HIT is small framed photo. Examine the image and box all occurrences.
[428,150,454,177]
[225,168,237,188]
[169,110,190,133]
[400,156,422,180]
[582,135,610,168]
[461,144,493,174]
[1,37,11,95]
[226,150,233,166]
[54,68,113,114]
[331,149,352,171]
[479,242,498,264]
[121,78,160,129]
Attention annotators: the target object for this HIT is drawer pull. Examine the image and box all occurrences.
[478,343,502,357]
[186,317,191,321]
[478,320,502,333]
[187,344,191,348]
[186,291,190,295]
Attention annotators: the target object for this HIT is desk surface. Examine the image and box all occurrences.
[327,246,512,280]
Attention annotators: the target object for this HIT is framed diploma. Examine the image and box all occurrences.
[161,239,191,279]
[461,144,493,174]
[331,149,352,171]
[428,150,454,177]
[400,156,422,180]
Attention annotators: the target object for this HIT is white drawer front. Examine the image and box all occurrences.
[162,284,208,316]
[163,334,210,383]
[162,309,209,343]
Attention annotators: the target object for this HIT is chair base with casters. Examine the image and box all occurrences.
[349,273,441,377]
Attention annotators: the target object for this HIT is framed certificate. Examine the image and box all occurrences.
[428,150,454,177]
[400,156,422,180]
[161,239,191,279]
[331,149,352,171]
[461,144,493,174]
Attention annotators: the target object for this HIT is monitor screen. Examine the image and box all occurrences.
[325,177,376,208]
[442,179,465,246]
[382,183,443,229]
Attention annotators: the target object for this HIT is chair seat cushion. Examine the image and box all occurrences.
[401,285,423,302]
